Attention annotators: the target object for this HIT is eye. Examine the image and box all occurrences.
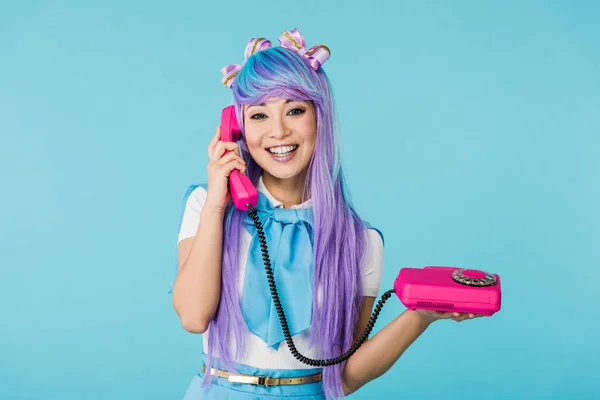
[250,113,267,120]
[287,108,305,116]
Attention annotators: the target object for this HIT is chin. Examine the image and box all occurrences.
[255,157,306,180]
[262,165,306,181]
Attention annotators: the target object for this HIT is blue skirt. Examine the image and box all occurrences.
[182,354,326,399]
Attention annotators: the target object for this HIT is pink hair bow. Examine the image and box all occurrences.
[221,37,272,88]
[278,29,330,70]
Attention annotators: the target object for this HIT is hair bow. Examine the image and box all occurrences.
[278,28,330,70]
[221,37,272,88]
[220,29,331,88]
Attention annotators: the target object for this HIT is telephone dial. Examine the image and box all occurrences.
[218,105,502,367]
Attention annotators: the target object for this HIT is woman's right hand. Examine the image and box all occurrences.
[204,126,247,214]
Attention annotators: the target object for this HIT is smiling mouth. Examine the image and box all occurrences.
[267,144,299,158]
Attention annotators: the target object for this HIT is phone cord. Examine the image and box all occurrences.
[247,205,396,367]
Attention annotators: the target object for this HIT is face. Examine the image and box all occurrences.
[243,97,317,181]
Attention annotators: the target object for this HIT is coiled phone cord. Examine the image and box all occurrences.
[247,204,396,367]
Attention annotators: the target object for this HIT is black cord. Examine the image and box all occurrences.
[247,204,395,367]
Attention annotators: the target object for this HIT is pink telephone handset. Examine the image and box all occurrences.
[220,105,259,210]
[394,266,502,316]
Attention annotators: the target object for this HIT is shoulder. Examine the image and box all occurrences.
[361,227,384,296]
[181,184,208,210]
[362,220,384,246]
[184,183,208,201]
[177,184,209,243]
[361,219,384,267]
[363,227,384,268]
[366,227,384,250]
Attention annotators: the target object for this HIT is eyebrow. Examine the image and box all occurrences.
[247,99,295,110]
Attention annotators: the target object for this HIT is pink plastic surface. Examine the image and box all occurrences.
[220,106,259,210]
[394,266,502,316]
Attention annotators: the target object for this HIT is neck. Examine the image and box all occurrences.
[262,171,308,209]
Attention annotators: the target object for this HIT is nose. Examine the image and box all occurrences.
[268,116,291,140]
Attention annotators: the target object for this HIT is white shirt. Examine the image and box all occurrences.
[177,176,384,369]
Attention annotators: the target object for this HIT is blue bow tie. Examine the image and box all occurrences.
[241,193,314,349]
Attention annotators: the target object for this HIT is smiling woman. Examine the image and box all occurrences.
[170,28,483,400]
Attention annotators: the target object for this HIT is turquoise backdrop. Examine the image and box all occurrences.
[1,1,598,399]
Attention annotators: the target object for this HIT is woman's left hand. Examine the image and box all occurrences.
[414,309,488,325]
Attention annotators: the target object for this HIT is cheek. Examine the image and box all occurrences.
[243,132,263,154]
[299,121,317,147]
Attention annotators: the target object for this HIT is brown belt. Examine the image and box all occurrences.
[201,365,322,388]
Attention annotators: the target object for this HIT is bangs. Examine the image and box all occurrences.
[232,47,319,105]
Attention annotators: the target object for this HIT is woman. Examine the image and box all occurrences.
[170,29,485,400]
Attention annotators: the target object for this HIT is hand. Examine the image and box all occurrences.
[204,126,247,213]
[414,309,488,325]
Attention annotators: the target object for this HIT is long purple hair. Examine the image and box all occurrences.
[203,46,368,399]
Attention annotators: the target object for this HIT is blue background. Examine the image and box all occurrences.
[1,1,599,399]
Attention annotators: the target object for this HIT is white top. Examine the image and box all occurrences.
[177,176,384,369]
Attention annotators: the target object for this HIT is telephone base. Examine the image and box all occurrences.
[394,266,502,316]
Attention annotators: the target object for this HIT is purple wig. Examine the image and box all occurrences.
[204,46,369,399]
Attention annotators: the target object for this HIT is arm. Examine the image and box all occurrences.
[341,299,432,395]
[340,228,431,395]
[171,130,246,333]
[340,231,485,394]
[171,198,226,333]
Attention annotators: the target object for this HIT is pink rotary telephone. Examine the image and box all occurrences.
[394,266,502,316]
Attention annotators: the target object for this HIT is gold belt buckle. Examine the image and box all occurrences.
[257,376,271,387]
[227,373,272,387]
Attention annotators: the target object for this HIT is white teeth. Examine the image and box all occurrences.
[268,145,298,155]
